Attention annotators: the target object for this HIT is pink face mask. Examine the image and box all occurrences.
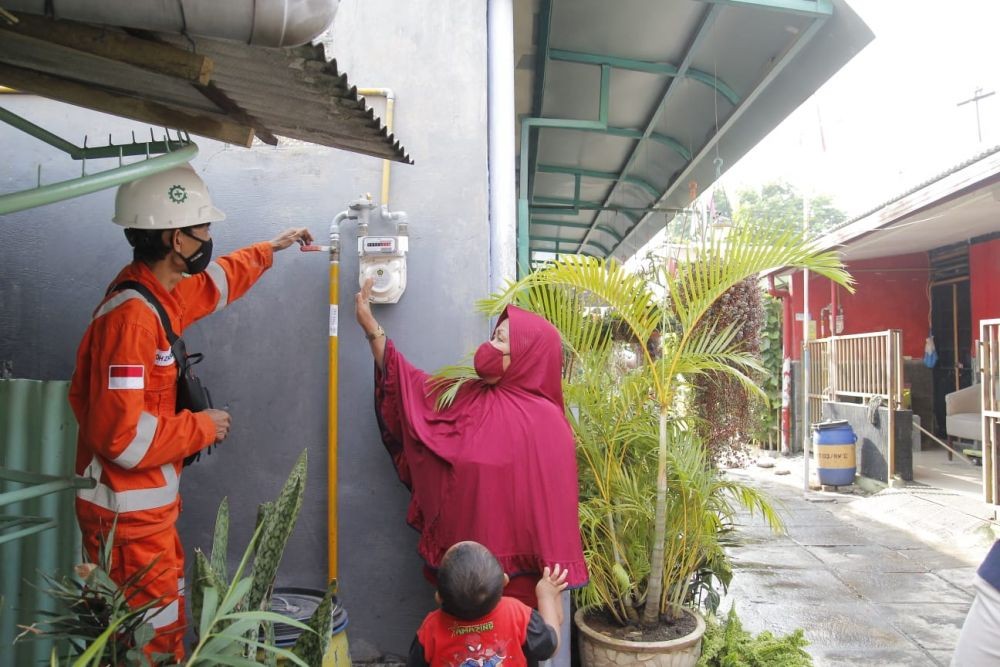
[474,342,507,380]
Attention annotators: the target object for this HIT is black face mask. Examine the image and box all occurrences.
[178,228,213,274]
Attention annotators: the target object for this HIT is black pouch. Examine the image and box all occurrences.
[172,339,215,466]
[112,281,218,467]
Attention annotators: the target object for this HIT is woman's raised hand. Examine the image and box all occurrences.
[355,278,378,333]
[355,278,386,370]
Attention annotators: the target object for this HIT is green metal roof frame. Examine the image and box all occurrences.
[516,0,873,273]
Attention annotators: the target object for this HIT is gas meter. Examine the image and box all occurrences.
[359,231,408,303]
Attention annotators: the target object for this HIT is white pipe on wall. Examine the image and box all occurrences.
[487,0,517,292]
[5,0,338,47]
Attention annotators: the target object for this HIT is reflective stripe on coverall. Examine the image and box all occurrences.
[69,242,273,661]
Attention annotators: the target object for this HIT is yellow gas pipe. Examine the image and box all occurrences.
[328,89,396,583]
[356,88,395,207]
[327,213,342,582]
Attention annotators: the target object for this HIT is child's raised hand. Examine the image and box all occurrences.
[537,564,569,597]
[536,565,569,627]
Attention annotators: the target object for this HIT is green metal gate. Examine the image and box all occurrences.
[1,379,82,666]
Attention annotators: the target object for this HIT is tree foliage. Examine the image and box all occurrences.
[736,181,846,237]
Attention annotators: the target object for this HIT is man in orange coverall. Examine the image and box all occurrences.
[69,163,312,662]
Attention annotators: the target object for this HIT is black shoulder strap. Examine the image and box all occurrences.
[111,280,178,344]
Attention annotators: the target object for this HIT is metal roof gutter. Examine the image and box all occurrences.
[4,0,339,47]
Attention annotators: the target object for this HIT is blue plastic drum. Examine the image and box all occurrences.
[812,420,857,486]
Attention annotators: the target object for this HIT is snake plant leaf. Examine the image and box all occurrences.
[290,578,338,665]
[211,496,230,582]
[190,549,226,636]
[248,451,308,610]
[255,500,273,535]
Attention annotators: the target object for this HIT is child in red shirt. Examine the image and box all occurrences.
[408,541,569,667]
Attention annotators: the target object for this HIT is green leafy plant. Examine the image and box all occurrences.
[187,449,338,667]
[754,295,784,446]
[18,522,161,665]
[426,362,478,411]
[481,221,853,627]
[29,450,336,667]
[698,606,812,666]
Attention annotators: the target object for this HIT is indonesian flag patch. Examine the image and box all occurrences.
[108,365,144,390]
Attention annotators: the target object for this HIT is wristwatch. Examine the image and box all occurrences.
[366,325,386,341]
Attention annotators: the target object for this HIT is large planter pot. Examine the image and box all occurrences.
[574,605,706,667]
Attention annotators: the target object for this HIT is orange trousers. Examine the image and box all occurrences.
[82,526,186,663]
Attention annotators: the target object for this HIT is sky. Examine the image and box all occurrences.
[719,0,1000,218]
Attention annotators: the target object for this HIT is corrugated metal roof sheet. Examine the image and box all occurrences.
[0,379,81,667]
[0,13,411,163]
[837,143,1000,230]
[515,0,873,264]
[801,143,1000,262]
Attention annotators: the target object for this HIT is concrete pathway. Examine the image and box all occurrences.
[723,453,1000,667]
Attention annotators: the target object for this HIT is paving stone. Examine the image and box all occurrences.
[875,603,969,651]
[778,508,842,526]
[804,544,930,572]
[896,546,985,570]
[810,648,940,666]
[730,523,789,545]
[931,566,979,594]
[721,453,997,666]
[785,523,873,546]
[733,602,912,651]
[833,570,974,604]
[726,567,860,605]
[727,544,824,570]
[926,649,956,666]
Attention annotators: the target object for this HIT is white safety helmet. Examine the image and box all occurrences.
[113,164,226,229]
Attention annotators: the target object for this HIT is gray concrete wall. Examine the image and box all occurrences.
[0,1,489,658]
[822,402,914,483]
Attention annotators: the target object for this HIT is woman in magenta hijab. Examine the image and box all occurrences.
[354,280,588,608]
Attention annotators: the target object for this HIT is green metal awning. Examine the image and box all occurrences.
[514,0,873,270]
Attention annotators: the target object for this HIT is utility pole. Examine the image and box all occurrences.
[957,87,995,143]
[802,194,811,494]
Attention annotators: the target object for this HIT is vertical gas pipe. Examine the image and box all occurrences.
[327,210,348,582]
[768,275,793,454]
[357,88,395,208]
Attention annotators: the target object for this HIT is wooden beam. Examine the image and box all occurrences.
[194,82,279,146]
[0,63,254,147]
[0,13,213,85]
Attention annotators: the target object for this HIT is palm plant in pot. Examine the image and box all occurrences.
[480,222,852,666]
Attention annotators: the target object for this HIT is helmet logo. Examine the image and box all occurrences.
[167,185,188,204]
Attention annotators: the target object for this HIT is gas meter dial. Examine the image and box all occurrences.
[359,235,408,304]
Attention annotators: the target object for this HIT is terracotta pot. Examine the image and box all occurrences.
[574,605,706,667]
